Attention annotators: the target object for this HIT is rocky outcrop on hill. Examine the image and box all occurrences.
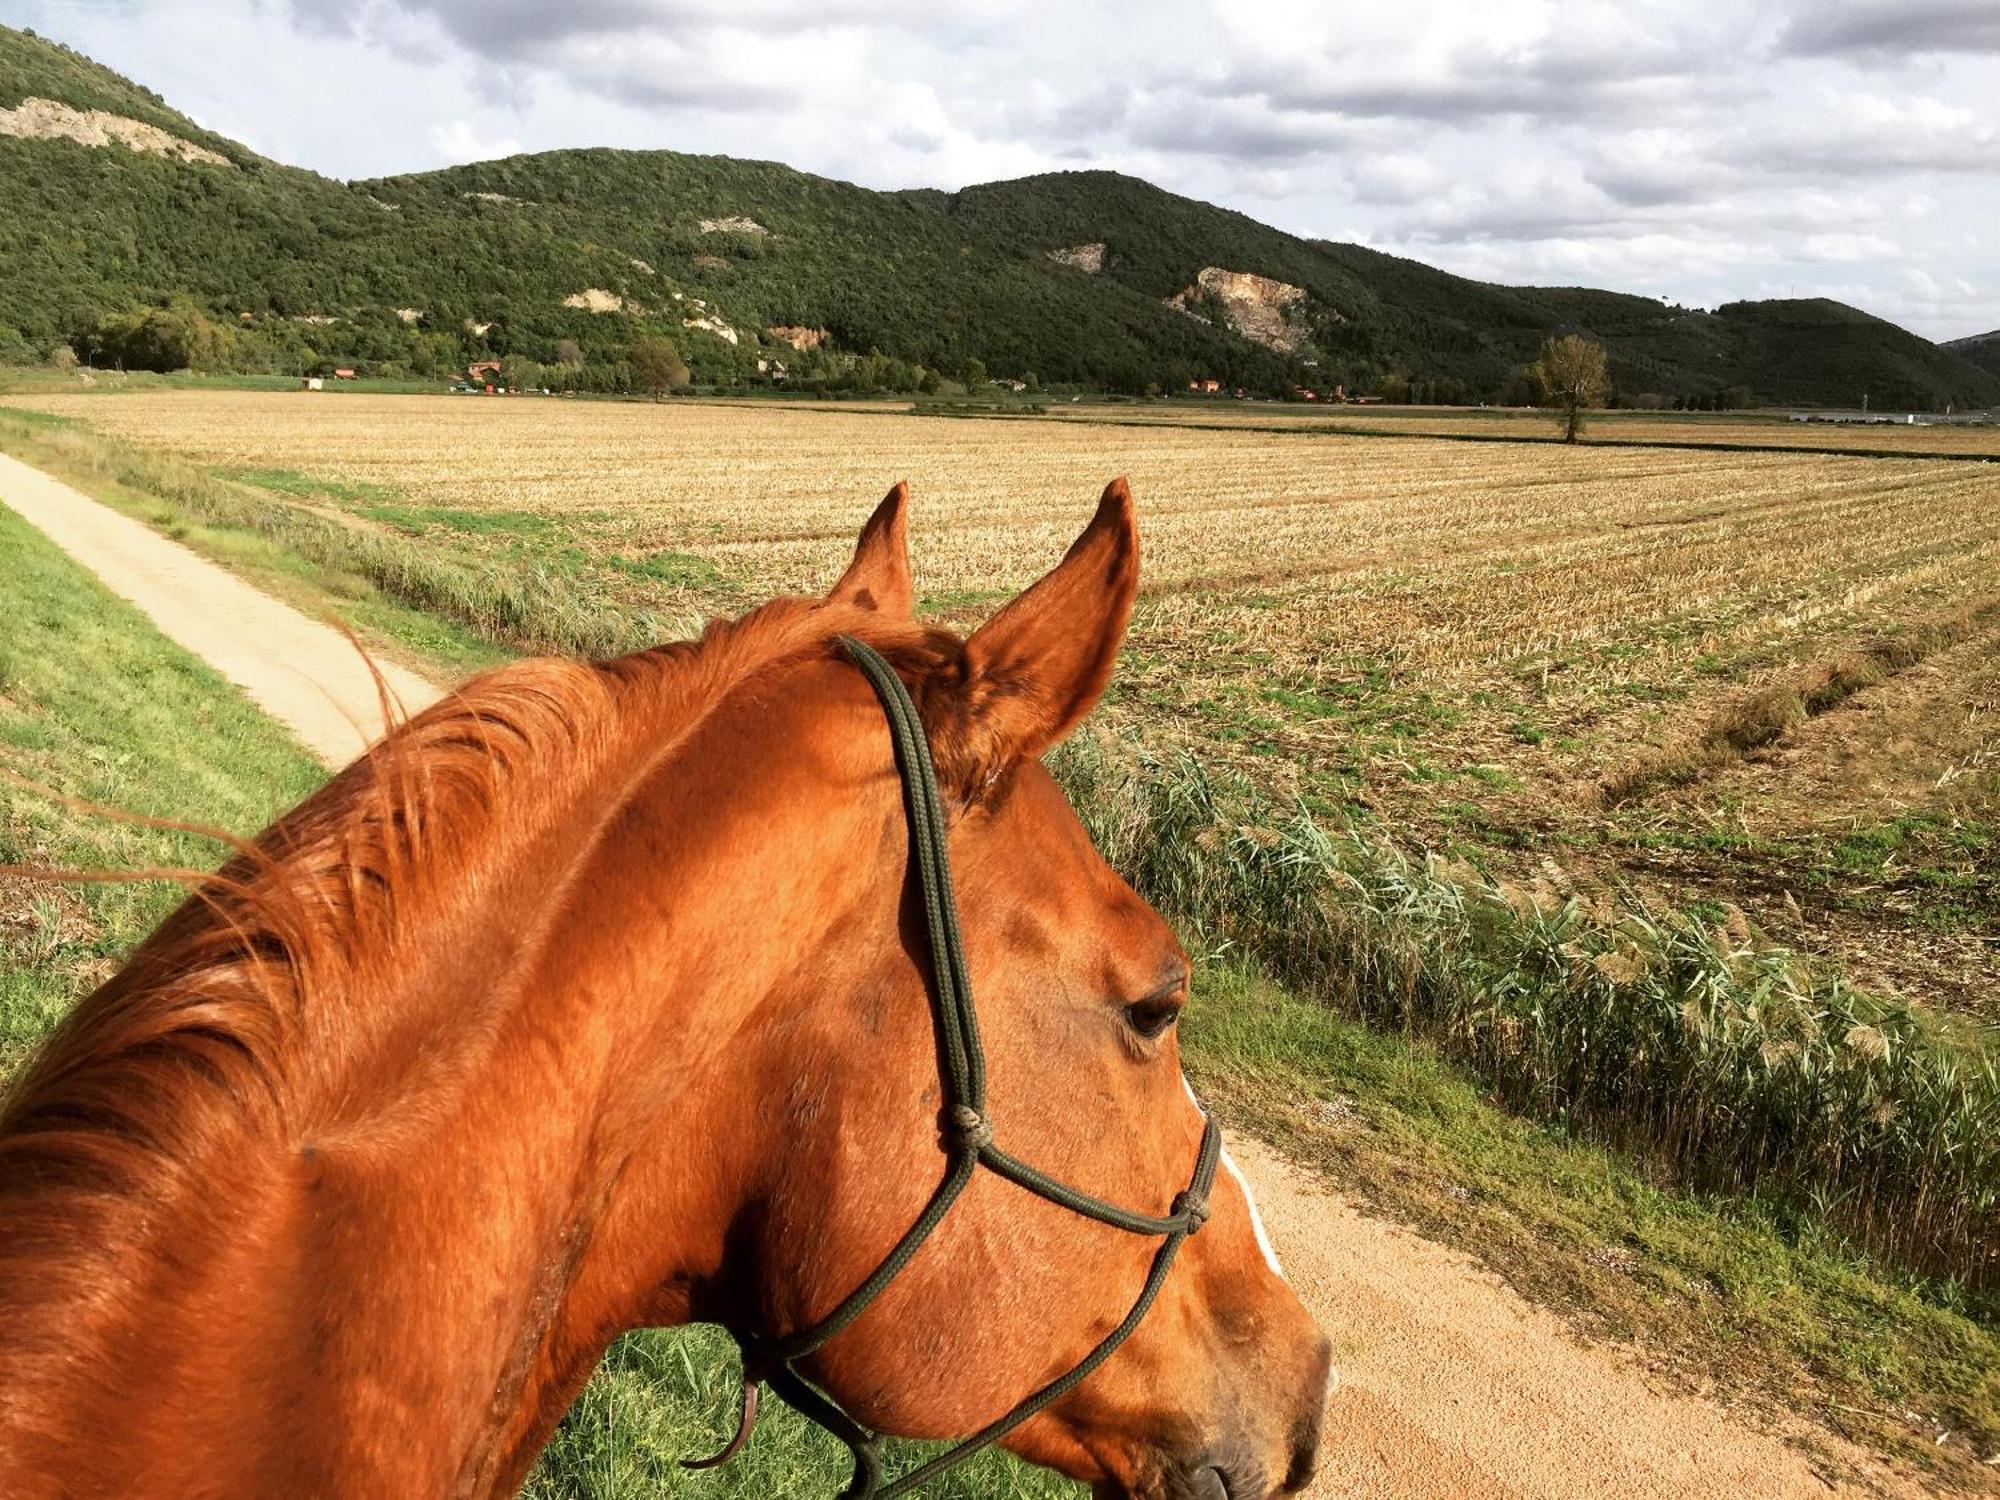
[1049,242,1106,272]
[1168,267,1310,353]
[0,97,229,165]
[767,325,829,351]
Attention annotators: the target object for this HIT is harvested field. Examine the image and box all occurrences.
[1043,403,2000,457]
[8,390,1998,1011]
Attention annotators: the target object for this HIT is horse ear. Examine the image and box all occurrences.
[828,481,914,615]
[943,477,1138,790]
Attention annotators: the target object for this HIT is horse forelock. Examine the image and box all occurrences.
[0,591,945,1455]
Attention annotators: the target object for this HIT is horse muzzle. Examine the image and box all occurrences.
[1169,1330,1330,1500]
[1091,1440,1309,1500]
[1094,1358,1329,1500]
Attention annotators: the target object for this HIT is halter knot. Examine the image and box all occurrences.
[943,1105,993,1153]
[1171,1189,1211,1233]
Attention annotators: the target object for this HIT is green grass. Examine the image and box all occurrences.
[1828,813,1996,882]
[227,466,407,506]
[607,549,727,588]
[360,504,568,539]
[0,502,325,1074]
[528,1326,1074,1499]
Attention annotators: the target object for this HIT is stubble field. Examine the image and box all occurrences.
[8,389,1998,1011]
[1044,401,2000,456]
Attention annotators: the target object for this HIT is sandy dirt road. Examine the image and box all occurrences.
[0,453,1923,1498]
[1228,1135,1919,1499]
[0,451,440,762]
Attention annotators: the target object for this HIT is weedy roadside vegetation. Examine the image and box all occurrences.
[1057,738,1999,1288]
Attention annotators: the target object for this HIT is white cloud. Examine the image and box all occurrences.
[10,0,2000,338]
[1345,154,1448,206]
[1800,233,1902,263]
[430,118,523,166]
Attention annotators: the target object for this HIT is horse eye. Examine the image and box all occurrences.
[1123,998,1181,1041]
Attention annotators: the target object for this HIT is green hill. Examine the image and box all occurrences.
[3,24,1996,409]
[1943,330,2000,382]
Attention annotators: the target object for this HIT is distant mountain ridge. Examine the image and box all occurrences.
[1943,329,2000,382]
[3,23,1996,408]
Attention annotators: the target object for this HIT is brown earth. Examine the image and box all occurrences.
[1233,1134,1925,1499]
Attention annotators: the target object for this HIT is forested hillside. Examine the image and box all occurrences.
[1943,329,2000,381]
[4,24,1995,408]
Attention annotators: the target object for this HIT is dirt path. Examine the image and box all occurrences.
[1228,1135,1919,1498]
[0,452,440,763]
[0,453,1924,1498]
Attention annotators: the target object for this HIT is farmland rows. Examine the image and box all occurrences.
[1041,403,2000,457]
[8,391,1997,1010]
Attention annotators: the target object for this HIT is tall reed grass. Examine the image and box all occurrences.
[1055,738,2000,1287]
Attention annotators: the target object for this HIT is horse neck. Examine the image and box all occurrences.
[0,760,653,1494]
[0,620,895,1497]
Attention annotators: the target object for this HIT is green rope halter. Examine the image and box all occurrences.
[683,636,1221,1500]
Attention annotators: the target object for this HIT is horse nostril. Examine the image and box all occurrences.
[1283,1336,1332,1492]
[1284,1436,1317,1494]
[1170,1446,1259,1500]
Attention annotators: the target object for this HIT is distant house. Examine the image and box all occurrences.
[300,376,323,391]
[467,360,502,382]
[1789,410,1924,425]
[1189,378,1222,394]
[332,367,358,380]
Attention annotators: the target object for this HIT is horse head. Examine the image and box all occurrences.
[680,479,1330,1497]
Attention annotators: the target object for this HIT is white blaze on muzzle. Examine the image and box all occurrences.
[1182,1074,1285,1280]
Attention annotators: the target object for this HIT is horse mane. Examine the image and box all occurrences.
[0,591,951,1429]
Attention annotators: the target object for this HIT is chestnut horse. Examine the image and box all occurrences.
[0,479,1329,1497]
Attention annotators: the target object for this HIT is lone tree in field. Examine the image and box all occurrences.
[1528,333,1610,442]
[630,337,690,397]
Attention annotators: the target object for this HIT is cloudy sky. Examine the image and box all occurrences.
[13,0,1998,338]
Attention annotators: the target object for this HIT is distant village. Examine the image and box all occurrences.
[295,362,1993,425]
[1188,377,1384,404]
